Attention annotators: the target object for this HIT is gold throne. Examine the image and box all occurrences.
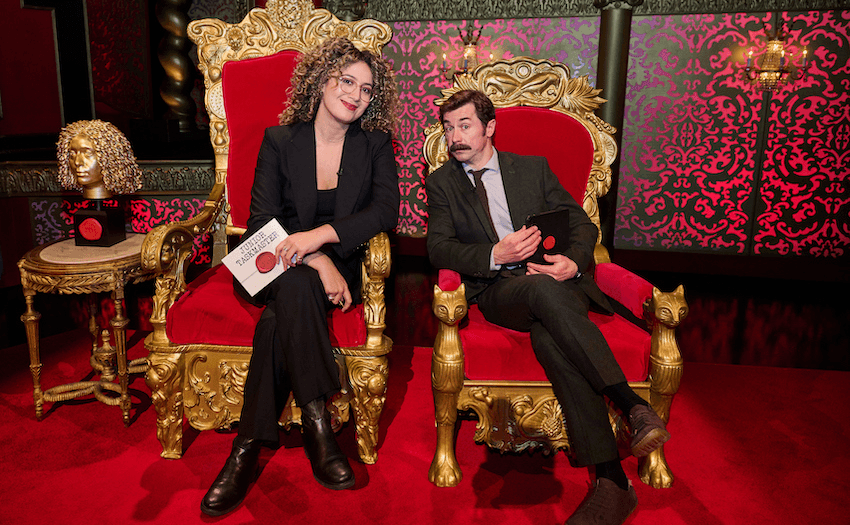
[424,58,689,489]
[141,0,393,463]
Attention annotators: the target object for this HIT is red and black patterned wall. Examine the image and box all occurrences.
[618,11,848,259]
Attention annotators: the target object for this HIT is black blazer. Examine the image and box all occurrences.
[426,151,612,313]
[237,121,399,304]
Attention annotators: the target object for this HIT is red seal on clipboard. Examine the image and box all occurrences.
[255,251,277,273]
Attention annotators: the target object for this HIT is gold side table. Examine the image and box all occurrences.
[18,234,155,426]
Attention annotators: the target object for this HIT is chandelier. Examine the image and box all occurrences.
[439,25,485,80]
[742,22,810,92]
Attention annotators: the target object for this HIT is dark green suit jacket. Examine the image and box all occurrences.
[426,151,612,313]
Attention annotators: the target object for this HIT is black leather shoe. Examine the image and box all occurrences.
[201,435,261,516]
[301,398,355,490]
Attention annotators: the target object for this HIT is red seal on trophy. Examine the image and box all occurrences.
[255,251,277,273]
[78,218,104,241]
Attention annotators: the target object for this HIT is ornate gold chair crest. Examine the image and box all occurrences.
[424,57,689,489]
[141,0,393,464]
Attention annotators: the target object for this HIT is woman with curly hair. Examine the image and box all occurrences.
[201,37,400,516]
[56,119,142,200]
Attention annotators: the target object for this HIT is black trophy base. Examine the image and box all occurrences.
[74,207,126,247]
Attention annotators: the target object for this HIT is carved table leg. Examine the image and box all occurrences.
[20,290,43,420]
[88,295,99,357]
[111,286,131,426]
[147,351,185,458]
[345,355,389,464]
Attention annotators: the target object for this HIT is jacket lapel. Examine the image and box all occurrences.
[452,159,498,242]
[287,122,317,229]
[335,126,368,219]
[499,152,532,231]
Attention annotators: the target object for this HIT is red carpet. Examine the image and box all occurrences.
[1,329,848,525]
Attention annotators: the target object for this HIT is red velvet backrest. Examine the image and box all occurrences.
[493,106,593,204]
[221,50,300,230]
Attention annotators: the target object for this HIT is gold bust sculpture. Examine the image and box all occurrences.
[56,120,143,200]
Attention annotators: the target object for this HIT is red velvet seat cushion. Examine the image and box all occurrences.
[438,268,651,384]
[460,305,649,383]
[222,50,299,230]
[167,264,367,348]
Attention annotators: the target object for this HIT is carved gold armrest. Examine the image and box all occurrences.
[642,285,688,423]
[430,281,467,487]
[142,192,225,346]
[361,232,391,351]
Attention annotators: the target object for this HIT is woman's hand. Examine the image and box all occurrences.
[307,253,353,312]
[275,224,339,269]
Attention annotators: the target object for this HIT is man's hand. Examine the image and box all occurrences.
[307,254,353,312]
[493,225,541,266]
[526,253,579,281]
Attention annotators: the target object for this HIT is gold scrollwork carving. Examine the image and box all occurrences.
[20,272,117,295]
[345,355,388,464]
[146,352,184,459]
[512,394,570,447]
[184,353,249,431]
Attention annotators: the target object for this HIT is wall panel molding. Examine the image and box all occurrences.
[0,160,214,196]
[368,0,848,21]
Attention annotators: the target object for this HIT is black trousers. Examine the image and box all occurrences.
[476,274,626,466]
[237,266,340,444]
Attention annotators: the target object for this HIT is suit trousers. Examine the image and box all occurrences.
[476,274,626,466]
[237,266,340,443]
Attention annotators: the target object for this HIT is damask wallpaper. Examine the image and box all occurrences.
[383,18,602,235]
[617,10,849,258]
[29,196,213,267]
[383,11,848,260]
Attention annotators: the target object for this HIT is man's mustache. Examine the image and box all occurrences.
[450,144,471,152]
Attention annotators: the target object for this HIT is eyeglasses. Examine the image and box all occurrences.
[333,74,375,102]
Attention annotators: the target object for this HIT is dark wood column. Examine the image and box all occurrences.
[155,0,196,132]
[594,0,642,250]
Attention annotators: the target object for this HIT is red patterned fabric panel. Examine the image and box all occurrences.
[221,51,300,230]
[166,264,367,347]
[493,106,594,204]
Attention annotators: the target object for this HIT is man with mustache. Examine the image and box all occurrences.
[425,89,669,525]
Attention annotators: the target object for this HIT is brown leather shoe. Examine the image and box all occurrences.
[566,478,637,525]
[629,404,670,457]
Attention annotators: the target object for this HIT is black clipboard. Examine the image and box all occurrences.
[524,209,570,264]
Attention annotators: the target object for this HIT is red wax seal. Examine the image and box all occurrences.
[78,218,103,241]
[543,235,556,250]
[255,251,277,273]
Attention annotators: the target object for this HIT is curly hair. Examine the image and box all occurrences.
[56,120,143,195]
[279,37,399,134]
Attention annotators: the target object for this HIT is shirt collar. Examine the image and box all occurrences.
[462,146,500,176]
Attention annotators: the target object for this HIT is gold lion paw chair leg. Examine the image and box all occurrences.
[141,0,393,463]
[424,58,689,489]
